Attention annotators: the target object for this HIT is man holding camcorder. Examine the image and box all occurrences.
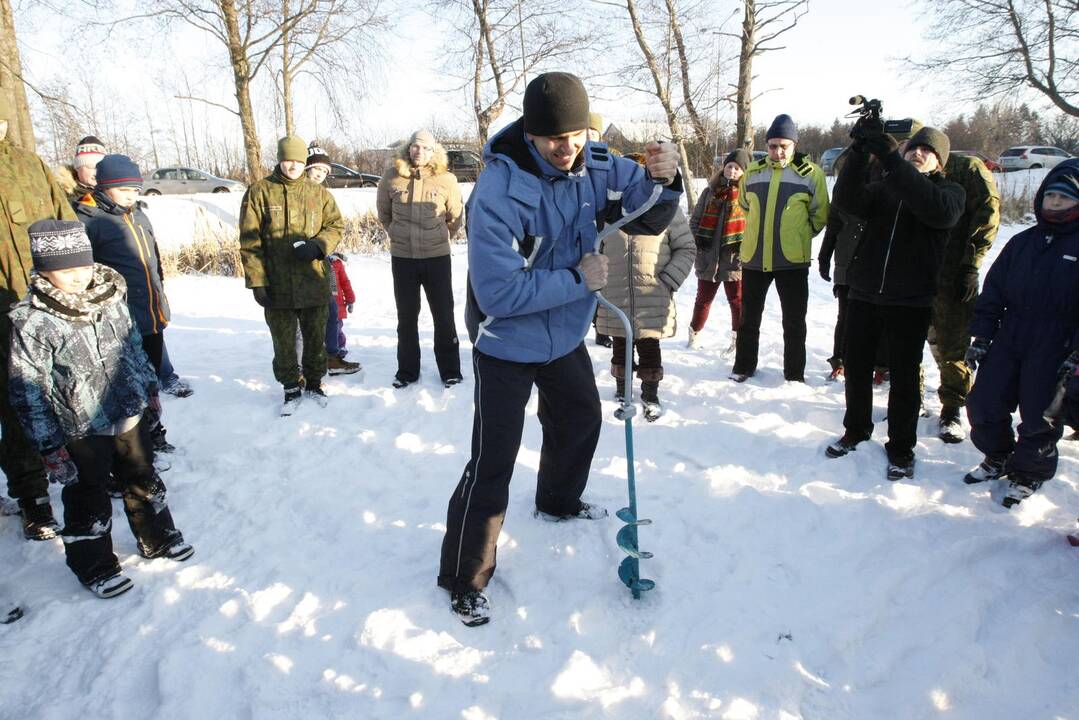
[825,116,965,481]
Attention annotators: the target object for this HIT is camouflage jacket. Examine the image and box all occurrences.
[8,265,157,453]
[0,140,77,313]
[239,168,344,308]
[939,154,1000,284]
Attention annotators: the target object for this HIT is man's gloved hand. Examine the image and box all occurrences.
[955,268,980,303]
[644,141,679,185]
[292,240,324,262]
[965,337,991,372]
[252,287,270,307]
[864,132,899,160]
[42,447,78,486]
[818,257,831,282]
[578,253,609,291]
[346,303,354,314]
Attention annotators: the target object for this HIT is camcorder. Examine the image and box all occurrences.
[847,95,913,137]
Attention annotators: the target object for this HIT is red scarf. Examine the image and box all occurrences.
[695,183,744,248]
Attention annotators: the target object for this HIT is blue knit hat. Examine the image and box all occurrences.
[95,154,143,190]
[766,114,798,142]
[28,219,94,272]
[1045,174,1079,202]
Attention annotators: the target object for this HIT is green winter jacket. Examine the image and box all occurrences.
[739,153,829,272]
[0,139,77,314]
[938,154,1000,286]
[239,169,344,308]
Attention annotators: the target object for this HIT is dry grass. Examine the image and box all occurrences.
[998,186,1037,224]
[160,211,398,278]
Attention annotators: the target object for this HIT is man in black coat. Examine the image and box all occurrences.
[825,124,965,480]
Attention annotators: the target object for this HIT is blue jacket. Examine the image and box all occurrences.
[971,160,1079,355]
[76,192,170,335]
[464,119,682,363]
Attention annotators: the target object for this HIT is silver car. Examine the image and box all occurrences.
[997,146,1073,172]
[142,167,246,195]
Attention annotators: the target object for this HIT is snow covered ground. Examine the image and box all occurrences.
[3,214,1079,719]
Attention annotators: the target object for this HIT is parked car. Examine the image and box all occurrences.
[447,149,483,183]
[325,163,380,189]
[142,167,245,195]
[950,150,1002,172]
[997,145,1073,172]
[820,147,845,175]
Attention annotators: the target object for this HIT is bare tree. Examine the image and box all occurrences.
[0,0,37,149]
[724,0,809,149]
[909,0,1078,118]
[275,0,385,136]
[146,0,325,180]
[436,0,596,143]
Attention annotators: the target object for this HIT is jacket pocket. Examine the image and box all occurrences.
[779,197,810,264]
[5,199,28,225]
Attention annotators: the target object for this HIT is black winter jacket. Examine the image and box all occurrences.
[834,150,965,306]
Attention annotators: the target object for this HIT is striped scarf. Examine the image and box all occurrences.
[694,183,744,249]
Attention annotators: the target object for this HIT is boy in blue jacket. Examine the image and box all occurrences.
[437,72,683,626]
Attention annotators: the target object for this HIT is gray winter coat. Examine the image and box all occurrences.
[595,209,696,339]
[8,265,157,453]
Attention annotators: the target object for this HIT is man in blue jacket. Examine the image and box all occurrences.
[438,72,683,626]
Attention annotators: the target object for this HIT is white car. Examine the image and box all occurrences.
[997,145,1073,172]
[142,167,246,195]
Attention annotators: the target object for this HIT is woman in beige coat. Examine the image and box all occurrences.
[376,130,465,388]
[595,203,696,421]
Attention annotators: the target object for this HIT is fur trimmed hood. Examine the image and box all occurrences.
[392,137,449,178]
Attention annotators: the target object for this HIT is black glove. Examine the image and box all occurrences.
[818,257,831,282]
[955,268,980,303]
[965,337,991,372]
[252,287,270,307]
[292,240,324,262]
[864,132,899,161]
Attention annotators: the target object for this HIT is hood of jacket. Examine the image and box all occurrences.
[27,264,126,320]
[393,139,449,178]
[1036,158,1079,229]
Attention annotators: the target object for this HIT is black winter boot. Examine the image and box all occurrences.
[612,363,626,402]
[19,497,59,541]
[640,367,663,422]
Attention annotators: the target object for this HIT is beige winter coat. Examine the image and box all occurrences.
[376,142,464,259]
[595,209,696,339]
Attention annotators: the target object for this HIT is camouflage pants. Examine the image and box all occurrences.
[264,305,329,387]
[0,319,47,501]
[928,291,977,409]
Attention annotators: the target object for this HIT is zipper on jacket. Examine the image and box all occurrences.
[878,201,903,295]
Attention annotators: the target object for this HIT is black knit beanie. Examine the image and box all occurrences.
[523,72,590,136]
[766,114,798,142]
[723,148,752,170]
[907,127,950,167]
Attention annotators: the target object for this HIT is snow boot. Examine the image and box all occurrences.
[728,370,752,383]
[161,375,193,398]
[825,434,864,458]
[451,589,491,627]
[998,473,1046,509]
[938,406,965,443]
[687,327,701,349]
[612,362,626,402]
[594,332,614,348]
[392,375,414,389]
[150,420,175,454]
[640,367,663,423]
[828,365,845,382]
[19,497,58,541]
[304,382,329,408]
[964,455,1008,484]
[443,376,464,388]
[327,356,362,376]
[86,573,133,599]
[140,536,195,562]
[534,501,609,522]
[280,384,303,416]
[886,455,915,481]
[722,331,738,358]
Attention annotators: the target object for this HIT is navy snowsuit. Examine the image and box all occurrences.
[967,160,1079,480]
